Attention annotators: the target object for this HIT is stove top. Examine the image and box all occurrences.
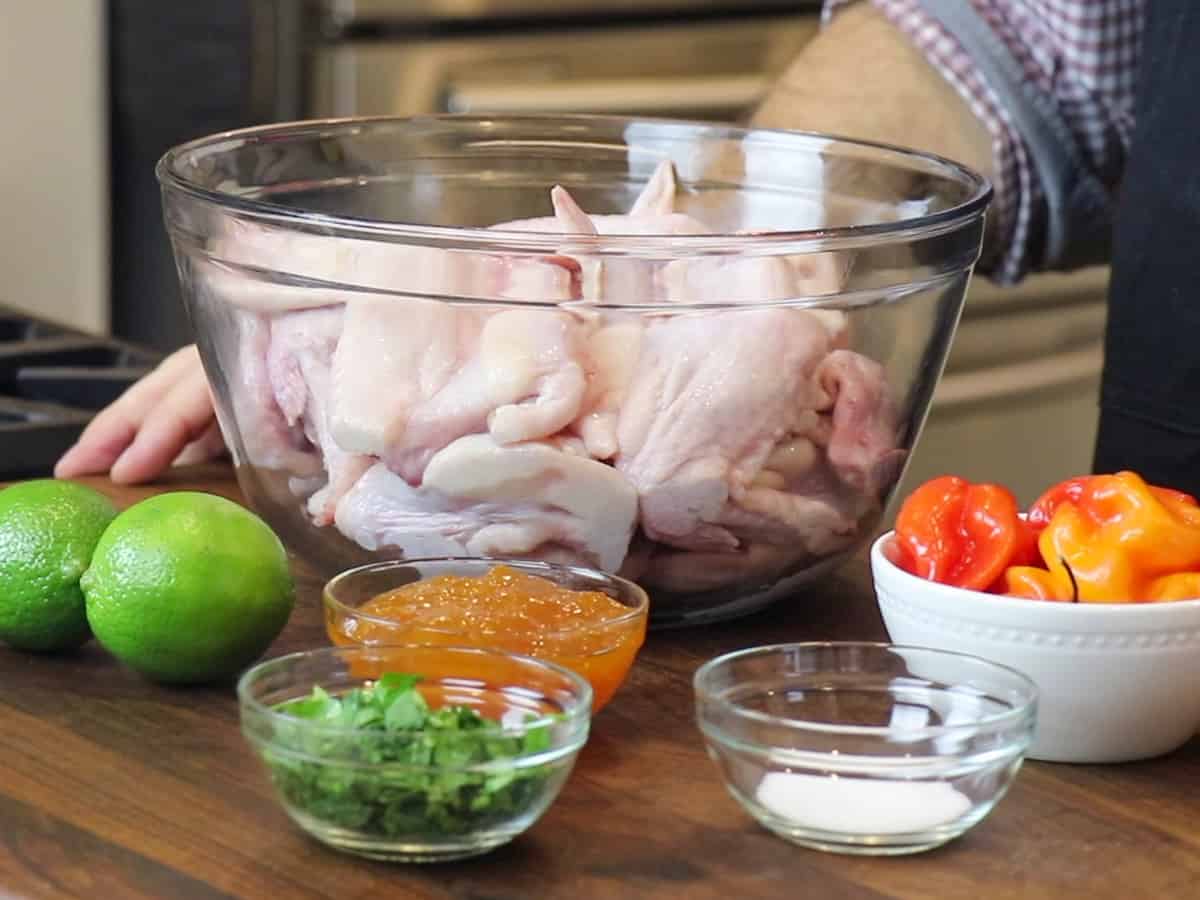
[0,307,161,479]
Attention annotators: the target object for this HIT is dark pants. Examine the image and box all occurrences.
[1095,0,1200,495]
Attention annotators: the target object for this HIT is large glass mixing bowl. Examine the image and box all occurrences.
[157,115,990,627]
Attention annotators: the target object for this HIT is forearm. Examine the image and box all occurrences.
[752,3,995,189]
[755,1,1141,283]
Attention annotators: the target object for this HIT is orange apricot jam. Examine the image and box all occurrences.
[326,565,647,711]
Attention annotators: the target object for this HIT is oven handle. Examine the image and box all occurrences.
[445,74,768,115]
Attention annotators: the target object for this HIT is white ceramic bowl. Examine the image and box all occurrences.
[870,532,1200,763]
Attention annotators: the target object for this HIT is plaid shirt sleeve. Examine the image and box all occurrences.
[823,0,1144,283]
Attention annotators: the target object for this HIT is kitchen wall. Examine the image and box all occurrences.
[0,1,109,334]
[894,267,1108,509]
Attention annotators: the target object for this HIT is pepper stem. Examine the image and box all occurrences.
[1060,557,1079,603]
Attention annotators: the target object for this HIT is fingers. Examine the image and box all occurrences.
[54,345,213,482]
[173,420,229,467]
[109,355,218,484]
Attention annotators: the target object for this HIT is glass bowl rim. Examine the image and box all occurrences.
[237,643,595,746]
[693,640,1038,741]
[155,112,993,255]
[322,556,650,642]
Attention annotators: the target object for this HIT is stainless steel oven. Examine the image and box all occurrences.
[252,0,822,122]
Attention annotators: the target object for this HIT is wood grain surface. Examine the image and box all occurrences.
[0,465,1196,899]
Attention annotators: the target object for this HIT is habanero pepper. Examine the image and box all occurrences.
[894,475,1037,592]
[1001,565,1074,602]
[1004,471,1200,603]
[1144,572,1200,602]
[1027,474,1200,533]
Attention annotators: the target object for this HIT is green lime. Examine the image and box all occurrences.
[0,479,118,652]
[81,491,294,684]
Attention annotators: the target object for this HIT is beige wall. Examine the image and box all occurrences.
[0,1,108,333]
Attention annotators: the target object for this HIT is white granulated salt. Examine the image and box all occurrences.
[755,772,973,835]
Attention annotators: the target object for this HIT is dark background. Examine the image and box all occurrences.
[108,0,257,352]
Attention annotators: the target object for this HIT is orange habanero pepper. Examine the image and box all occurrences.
[1027,474,1200,533]
[1001,565,1075,602]
[1020,471,1200,603]
[1144,572,1200,602]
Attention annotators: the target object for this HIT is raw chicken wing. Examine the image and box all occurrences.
[386,307,591,482]
[615,308,836,550]
[335,434,637,572]
[267,307,372,524]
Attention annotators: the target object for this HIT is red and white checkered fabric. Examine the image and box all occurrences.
[823,0,1144,282]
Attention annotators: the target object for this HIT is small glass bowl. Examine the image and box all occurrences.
[238,645,592,862]
[693,642,1037,856]
[323,557,649,711]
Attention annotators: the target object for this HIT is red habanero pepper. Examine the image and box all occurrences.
[894,476,1035,592]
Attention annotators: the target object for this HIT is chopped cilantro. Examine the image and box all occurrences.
[261,673,557,837]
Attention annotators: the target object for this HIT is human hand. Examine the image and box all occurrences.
[54,344,227,484]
